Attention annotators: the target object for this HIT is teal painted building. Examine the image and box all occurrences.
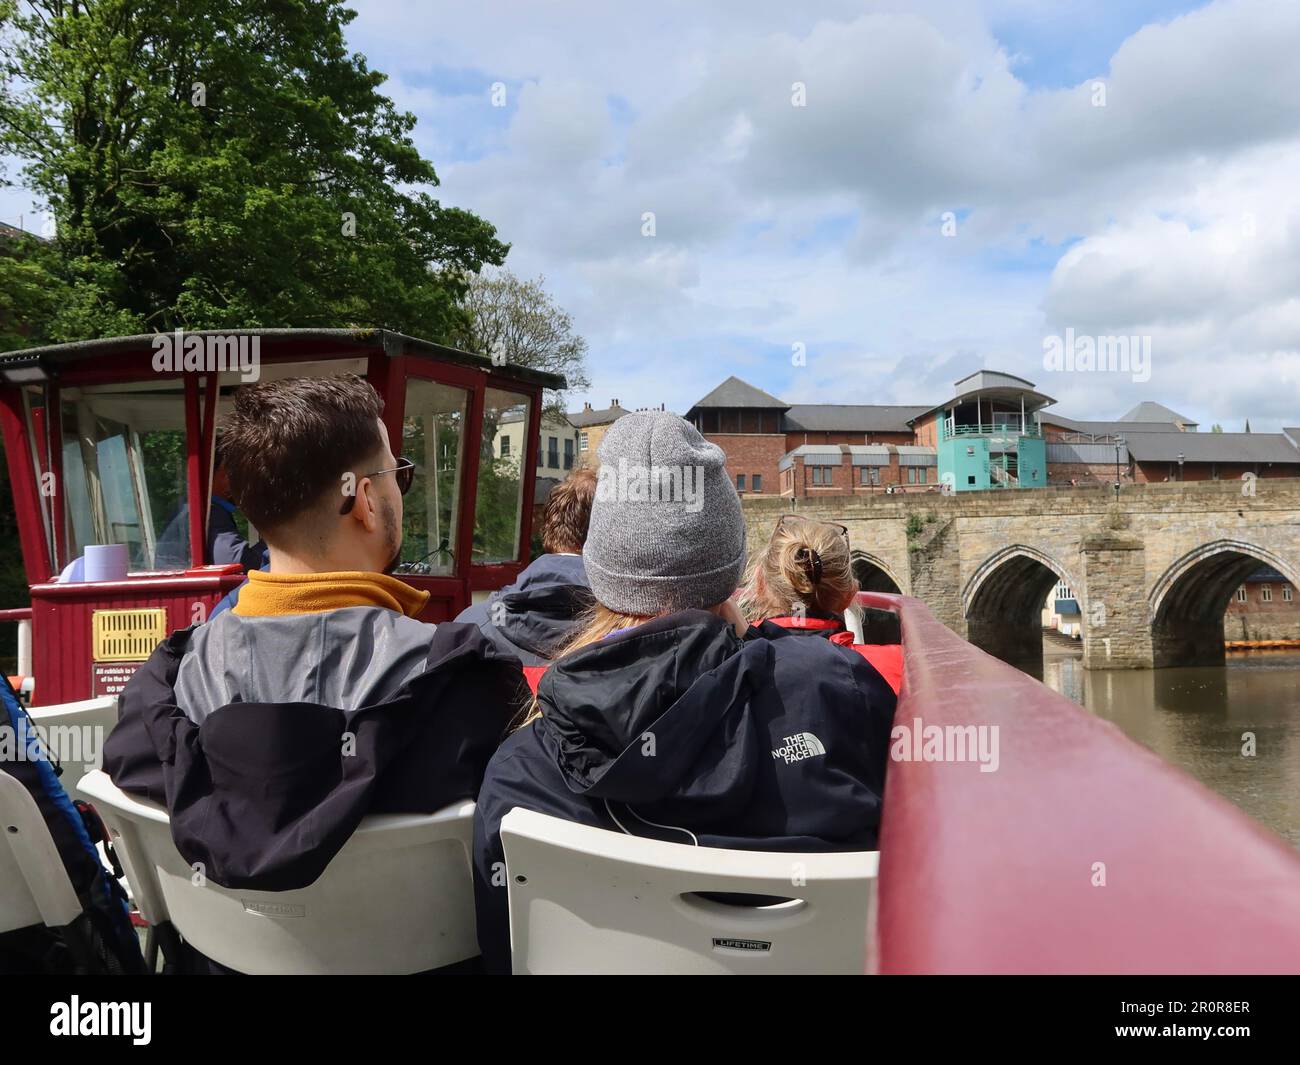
[920,371,1054,492]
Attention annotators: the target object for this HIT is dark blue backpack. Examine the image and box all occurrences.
[0,677,145,974]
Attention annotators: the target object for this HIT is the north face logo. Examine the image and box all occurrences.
[771,732,826,764]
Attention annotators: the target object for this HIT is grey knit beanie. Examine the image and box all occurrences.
[583,410,747,616]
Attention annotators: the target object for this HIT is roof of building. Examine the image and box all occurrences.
[567,403,629,428]
[688,376,789,411]
[1244,565,1287,582]
[784,403,930,433]
[909,369,1055,422]
[953,369,1039,392]
[498,409,573,429]
[778,441,939,470]
[1118,401,1197,426]
[1122,431,1300,464]
[1042,414,1183,436]
[0,221,46,244]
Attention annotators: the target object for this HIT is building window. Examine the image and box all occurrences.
[580,431,589,452]
[1236,586,1248,603]
[547,436,559,468]
[752,474,762,492]
[1284,585,1293,602]
[1261,584,1272,602]
[564,438,574,469]
[967,475,976,486]
[811,465,833,486]
[859,466,880,486]
[736,474,746,492]
[500,435,511,458]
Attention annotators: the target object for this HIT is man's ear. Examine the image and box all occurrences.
[347,475,380,532]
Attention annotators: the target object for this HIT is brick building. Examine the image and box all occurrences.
[1224,565,1300,644]
[684,376,932,497]
[568,400,628,467]
[684,373,1300,497]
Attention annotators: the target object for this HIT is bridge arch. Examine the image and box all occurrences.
[964,545,1080,665]
[1149,539,1300,667]
[850,551,903,594]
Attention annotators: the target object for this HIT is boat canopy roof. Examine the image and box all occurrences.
[0,328,567,392]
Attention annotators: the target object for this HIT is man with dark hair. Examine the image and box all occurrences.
[456,466,596,665]
[104,374,523,897]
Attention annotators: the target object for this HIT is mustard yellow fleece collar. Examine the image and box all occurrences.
[232,570,430,619]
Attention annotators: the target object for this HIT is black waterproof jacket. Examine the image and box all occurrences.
[103,617,525,891]
[472,610,897,972]
[456,553,592,666]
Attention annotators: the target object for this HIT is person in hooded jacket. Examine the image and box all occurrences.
[741,513,904,695]
[103,375,524,898]
[741,513,857,637]
[455,467,596,666]
[471,410,897,973]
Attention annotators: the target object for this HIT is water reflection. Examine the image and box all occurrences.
[1029,644,1300,848]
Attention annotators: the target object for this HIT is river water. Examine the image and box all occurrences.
[1025,643,1300,848]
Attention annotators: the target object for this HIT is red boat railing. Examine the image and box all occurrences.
[859,591,1300,973]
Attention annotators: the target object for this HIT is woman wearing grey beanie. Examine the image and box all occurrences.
[471,410,898,973]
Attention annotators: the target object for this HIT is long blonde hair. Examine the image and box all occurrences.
[739,515,856,621]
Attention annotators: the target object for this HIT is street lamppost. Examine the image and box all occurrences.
[1113,435,1125,503]
[1177,451,1185,482]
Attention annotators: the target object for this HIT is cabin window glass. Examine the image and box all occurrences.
[58,381,190,572]
[475,388,530,565]
[400,377,469,576]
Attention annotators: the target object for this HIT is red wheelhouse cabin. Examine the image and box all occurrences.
[0,329,565,706]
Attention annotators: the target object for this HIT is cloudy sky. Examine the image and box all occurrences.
[7,0,1300,428]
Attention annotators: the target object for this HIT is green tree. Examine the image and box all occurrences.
[454,269,591,417]
[0,0,508,343]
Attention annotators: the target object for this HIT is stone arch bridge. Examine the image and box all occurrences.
[741,479,1300,669]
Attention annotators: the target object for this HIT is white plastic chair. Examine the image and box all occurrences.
[0,768,83,937]
[501,808,880,974]
[78,770,479,974]
[27,696,117,803]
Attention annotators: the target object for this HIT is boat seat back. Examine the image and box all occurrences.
[0,768,84,935]
[501,808,879,974]
[27,696,117,803]
[77,770,479,974]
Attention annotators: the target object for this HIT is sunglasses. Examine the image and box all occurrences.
[339,456,416,514]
